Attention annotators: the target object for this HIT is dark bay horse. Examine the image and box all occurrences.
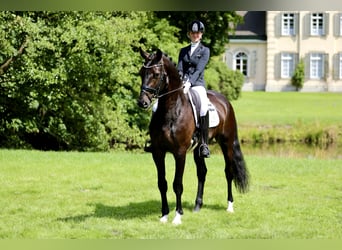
[137,48,249,225]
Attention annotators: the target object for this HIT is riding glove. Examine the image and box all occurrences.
[183,81,191,94]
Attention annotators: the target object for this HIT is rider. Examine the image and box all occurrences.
[178,20,210,158]
[144,20,210,158]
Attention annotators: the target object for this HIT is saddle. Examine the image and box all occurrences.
[187,89,220,128]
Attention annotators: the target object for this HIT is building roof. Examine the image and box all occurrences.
[230,11,267,40]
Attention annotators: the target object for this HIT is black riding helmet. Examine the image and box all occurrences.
[188,20,205,33]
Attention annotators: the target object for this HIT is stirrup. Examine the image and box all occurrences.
[199,144,210,158]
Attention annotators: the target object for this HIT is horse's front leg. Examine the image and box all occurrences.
[152,150,169,222]
[193,148,207,212]
[172,152,186,225]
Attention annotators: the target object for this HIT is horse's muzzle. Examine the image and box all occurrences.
[138,94,152,109]
[137,90,153,109]
[137,99,149,109]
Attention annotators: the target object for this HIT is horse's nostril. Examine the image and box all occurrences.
[138,100,148,109]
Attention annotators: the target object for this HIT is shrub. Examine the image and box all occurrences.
[205,56,244,100]
[291,58,305,91]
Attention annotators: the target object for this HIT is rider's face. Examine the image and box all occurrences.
[189,31,203,43]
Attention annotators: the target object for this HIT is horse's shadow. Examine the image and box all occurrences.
[58,200,223,223]
[58,200,161,223]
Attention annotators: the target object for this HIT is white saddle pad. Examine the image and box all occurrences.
[188,94,220,128]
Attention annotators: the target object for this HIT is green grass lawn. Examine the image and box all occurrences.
[231,92,342,126]
[230,92,342,145]
[0,92,341,239]
[0,150,341,239]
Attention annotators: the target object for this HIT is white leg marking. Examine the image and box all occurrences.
[172,211,182,225]
[160,214,168,223]
[227,201,234,213]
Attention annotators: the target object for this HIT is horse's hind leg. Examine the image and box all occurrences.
[225,162,234,213]
[152,150,169,222]
[193,148,207,212]
[220,142,235,213]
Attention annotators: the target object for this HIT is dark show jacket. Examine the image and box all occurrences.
[177,43,210,87]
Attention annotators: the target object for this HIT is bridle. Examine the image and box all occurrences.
[141,62,168,99]
[141,61,183,100]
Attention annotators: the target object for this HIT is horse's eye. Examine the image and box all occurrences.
[153,73,160,78]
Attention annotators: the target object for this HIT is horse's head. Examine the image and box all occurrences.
[137,48,168,109]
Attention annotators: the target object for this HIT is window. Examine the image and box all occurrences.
[281,53,296,78]
[234,52,248,76]
[281,13,295,36]
[310,13,325,36]
[310,53,324,79]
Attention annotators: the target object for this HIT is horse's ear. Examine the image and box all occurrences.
[156,49,163,62]
[139,47,149,60]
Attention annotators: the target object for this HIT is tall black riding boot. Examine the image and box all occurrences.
[199,112,210,158]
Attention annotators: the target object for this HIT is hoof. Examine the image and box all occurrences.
[193,204,202,212]
[172,211,182,225]
[226,201,234,213]
[160,214,168,223]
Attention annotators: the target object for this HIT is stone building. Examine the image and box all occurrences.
[225,11,342,92]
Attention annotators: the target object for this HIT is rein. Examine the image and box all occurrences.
[157,86,184,98]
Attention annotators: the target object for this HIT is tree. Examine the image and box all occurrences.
[154,11,243,56]
[0,11,182,150]
[0,11,243,151]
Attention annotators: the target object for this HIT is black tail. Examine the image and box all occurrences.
[232,132,249,193]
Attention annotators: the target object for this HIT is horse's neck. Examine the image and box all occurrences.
[158,81,188,119]
[167,69,182,90]
[157,63,190,116]
[163,61,182,90]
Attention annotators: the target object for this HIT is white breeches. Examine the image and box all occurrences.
[192,86,208,116]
